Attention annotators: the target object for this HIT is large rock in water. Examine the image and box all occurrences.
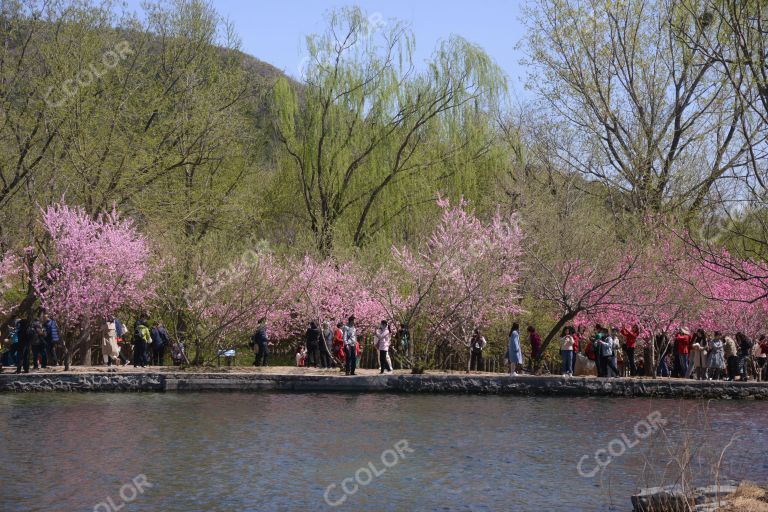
[632,485,689,512]
[632,484,737,512]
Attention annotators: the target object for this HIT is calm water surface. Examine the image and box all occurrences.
[0,393,766,512]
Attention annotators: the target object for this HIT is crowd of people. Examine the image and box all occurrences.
[0,313,61,373]
[0,313,186,373]
[546,323,768,381]
[256,316,405,376]
[2,310,767,382]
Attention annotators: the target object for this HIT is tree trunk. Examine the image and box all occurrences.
[646,344,656,378]
[77,327,91,365]
[64,344,72,371]
[536,310,579,365]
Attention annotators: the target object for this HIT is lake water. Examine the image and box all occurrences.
[0,393,766,511]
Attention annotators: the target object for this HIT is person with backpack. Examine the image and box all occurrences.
[150,322,170,366]
[41,312,60,367]
[250,317,269,367]
[132,319,151,368]
[469,328,487,372]
[305,321,321,368]
[508,323,523,376]
[374,320,392,374]
[342,316,357,376]
[102,317,121,367]
[28,316,46,370]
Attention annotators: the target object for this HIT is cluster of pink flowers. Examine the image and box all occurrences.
[575,235,768,340]
[10,200,763,355]
[393,198,524,345]
[33,204,153,332]
[0,252,22,315]
[190,198,524,348]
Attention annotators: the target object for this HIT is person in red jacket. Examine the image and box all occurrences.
[572,325,581,354]
[620,324,640,376]
[333,322,345,367]
[674,327,692,379]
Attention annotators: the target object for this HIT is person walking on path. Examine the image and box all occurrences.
[150,322,169,366]
[343,316,357,376]
[251,317,269,367]
[42,312,60,366]
[102,318,121,366]
[508,323,523,376]
[320,321,334,369]
[559,326,575,376]
[620,325,639,376]
[374,320,392,374]
[132,319,150,368]
[469,328,487,372]
[305,321,321,368]
[112,317,129,365]
[707,332,726,380]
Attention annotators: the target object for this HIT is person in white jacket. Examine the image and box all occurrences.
[559,326,575,377]
[374,320,393,374]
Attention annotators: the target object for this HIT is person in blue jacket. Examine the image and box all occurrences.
[42,312,61,366]
[508,322,523,376]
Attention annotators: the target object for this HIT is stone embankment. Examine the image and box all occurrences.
[1,368,767,398]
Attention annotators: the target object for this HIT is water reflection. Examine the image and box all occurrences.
[0,393,766,511]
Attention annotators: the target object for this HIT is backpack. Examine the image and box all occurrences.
[585,341,597,361]
[134,326,144,344]
[249,334,257,349]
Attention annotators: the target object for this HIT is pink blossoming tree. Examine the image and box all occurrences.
[286,257,388,336]
[34,204,153,369]
[183,249,297,363]
[390,198,524,371]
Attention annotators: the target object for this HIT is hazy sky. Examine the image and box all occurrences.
[123,0,530,98]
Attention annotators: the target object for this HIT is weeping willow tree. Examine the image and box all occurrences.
[271,7,507,256]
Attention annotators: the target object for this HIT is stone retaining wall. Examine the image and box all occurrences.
[1,372,767,398]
